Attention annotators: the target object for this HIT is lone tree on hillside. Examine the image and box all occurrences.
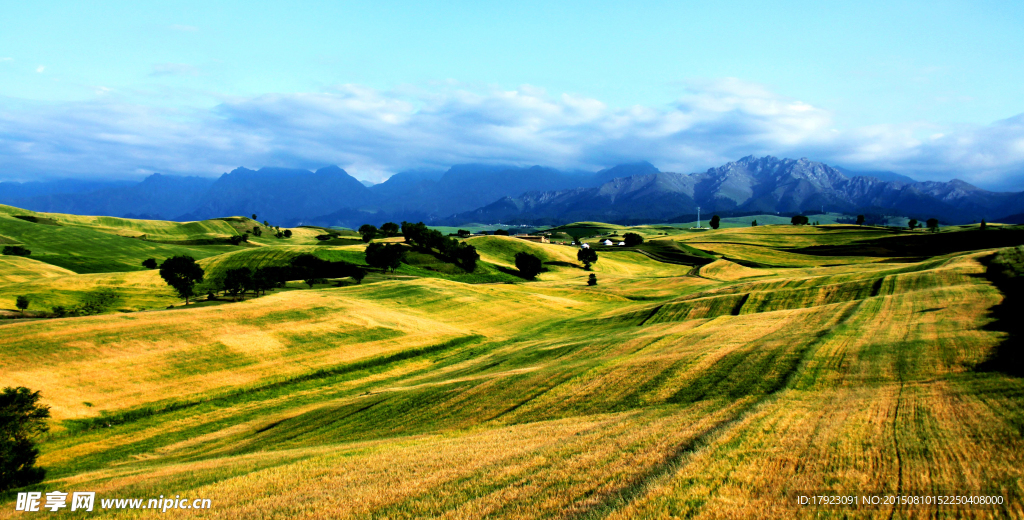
[16,295,29,315]
[623,232,644,247]
[790,215,809,225]
[358,224,378,243]
[908,218,918,230]
[981,219,987,231]
[142,258,157,269]
[283,229,292,238]
[577,248,598,270]
[0,386,51,491]
[514,252,543,279]
[588,273,597,286]
[856,214,865,226]
[159,256,204,305]
[927,218,939,232]
[494,229,509,236]
[751,219,758,226]
[709,215,721,229]
[252,214,257,220]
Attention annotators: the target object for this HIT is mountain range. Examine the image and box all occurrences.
[2,156,1021,227]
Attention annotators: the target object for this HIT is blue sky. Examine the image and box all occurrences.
[1,0,1023,189]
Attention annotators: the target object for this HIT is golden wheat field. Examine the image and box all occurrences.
[1,209,1022,519]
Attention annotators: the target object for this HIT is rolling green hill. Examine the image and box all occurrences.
[1,205,1023,518]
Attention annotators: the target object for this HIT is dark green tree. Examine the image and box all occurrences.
[380,222,401,237]
[623,232,644,247]
[142,258,158,269]
[159,256,205,305]
[283,229,292,238]
[709,215,721,229]
[365,243,406,273]
[252,226,262,237]
[790,215,809,225]
[457,243,479,272]
[494,229,509,236]
[15,296,29,315]
[2,246,30,256]
[926,218,939,232]
[856,214,865,226]
[358,224,378,243]
[229,234,248,245]
[457,229,471,238]
[751,219,758,226]
[577,248,598,270]
[588,273,597,286]
[0,387,51,491]
[980,219,987,231]
[514,252,543,279]
[908,218,918,230]
[252,214,257,220]
[223,267,253,300]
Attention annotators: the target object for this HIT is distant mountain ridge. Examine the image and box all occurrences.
[2,156,1021,226]
[445,156,1024,225]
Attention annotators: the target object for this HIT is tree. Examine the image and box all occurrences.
[908,218,918,230]
[790,215,809,225]
[358,224,378,243]
[283,229,292,238]
[229,234,248,245]
[980,219,987,231]
[252,226,262,237]
[577,248,598,270]
[457,229,471,238]
[15,296,29,315]
[457,243,479,272]
[290,254,331,287]
[223,267,253,300]
[514,252,543,279]
[926,218,939,232]
[380,222,401,237]
[751,219,758,227]
[365,243,405,273]
[263,220,269,227]
[709,215,721,229]
[856,214,865,226]
[252,214,258,220]
[623,232,644,247]
[2,246,30,256]
[588,273,597,286]
[494,229,509,236]
[159,256,204,305]
[142,258,157,269]
[0,386,51,491]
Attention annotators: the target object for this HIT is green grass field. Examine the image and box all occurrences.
[2,206,1023,518]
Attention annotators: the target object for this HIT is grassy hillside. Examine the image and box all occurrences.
[1,207,1023,518]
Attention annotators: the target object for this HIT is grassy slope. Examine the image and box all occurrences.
[1,211,1022,518]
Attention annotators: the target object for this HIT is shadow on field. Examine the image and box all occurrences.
[975,248,1024,377]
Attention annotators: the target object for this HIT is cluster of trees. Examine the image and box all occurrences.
[791,215,810,225]
[401,221,479,272]
[218,254,367,301]
[358,222,401,243]
[365,243,405,273]
[0,386,51,491]
[51,289,121,318]
[2,245,30,256]
[622,232,644,247]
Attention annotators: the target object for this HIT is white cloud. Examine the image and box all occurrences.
[0,57,12,62]
[35,65,45,73]
[169,24,198,32]
[0,80,1022,189]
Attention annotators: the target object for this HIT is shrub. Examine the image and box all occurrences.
[588,274,597,286]
[2,245,30,256]
[142,258,158,269]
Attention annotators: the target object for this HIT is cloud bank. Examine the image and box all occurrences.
[1,79,1022,189]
